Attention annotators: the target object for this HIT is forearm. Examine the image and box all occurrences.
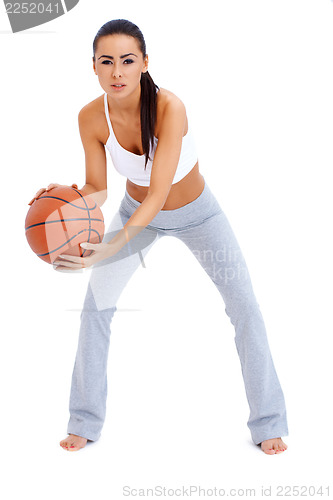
[79,183,107,207]
[107,193,165,255]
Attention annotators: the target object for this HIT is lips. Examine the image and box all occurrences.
[112,84,126,87]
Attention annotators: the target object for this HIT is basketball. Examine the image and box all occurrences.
[25,186,105,264]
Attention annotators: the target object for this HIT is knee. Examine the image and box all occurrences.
[81,284,117,315]
[225,293,262,328]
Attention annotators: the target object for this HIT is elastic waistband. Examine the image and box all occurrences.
[120,179,222,230]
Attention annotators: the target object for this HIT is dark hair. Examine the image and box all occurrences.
[93,19,159,169]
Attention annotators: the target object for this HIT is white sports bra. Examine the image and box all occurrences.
[103,92,198,187]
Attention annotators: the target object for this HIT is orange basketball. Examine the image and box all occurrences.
[25,186,105,264]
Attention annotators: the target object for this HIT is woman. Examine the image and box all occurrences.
[29,19,288,454]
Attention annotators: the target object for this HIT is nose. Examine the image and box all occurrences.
[112,63,122,79]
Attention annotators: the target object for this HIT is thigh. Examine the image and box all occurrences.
[173,211,255,301]
[87,207,162,311]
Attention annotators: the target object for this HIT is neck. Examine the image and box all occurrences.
[107,83,141,121]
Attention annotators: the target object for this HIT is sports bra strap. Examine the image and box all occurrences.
[104,93,112,134]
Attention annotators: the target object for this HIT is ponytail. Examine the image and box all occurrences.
[140,71,159,169]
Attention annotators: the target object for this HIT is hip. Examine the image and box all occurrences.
[120,177,223,231]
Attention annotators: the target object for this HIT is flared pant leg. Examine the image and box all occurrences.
[172,211,289,445]
[66,208,163,441]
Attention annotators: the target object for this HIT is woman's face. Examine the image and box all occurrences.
[93,34,148,98]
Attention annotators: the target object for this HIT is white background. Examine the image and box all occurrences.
[1,0,333,498]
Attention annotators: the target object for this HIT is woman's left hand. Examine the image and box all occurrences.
[53,242,113,272]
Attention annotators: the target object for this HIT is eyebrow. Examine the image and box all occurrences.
[98,53,138,60]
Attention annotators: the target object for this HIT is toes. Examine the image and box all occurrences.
[60,435,86,451]
[261,438,288,455]
[261,443,275,455]
[276,440,287,453]
[60,437,74,450]
[60,442,76,451]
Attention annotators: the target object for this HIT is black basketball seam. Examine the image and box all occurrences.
[73,188,93,257]
[25,217,104,231]
[34,194,98,211]
[37,228,102,257]
[27,187,104,259]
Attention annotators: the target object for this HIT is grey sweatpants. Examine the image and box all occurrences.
[67,180,288,445]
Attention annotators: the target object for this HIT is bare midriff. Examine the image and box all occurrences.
[126,161,205,210]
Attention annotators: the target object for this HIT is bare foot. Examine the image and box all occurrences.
[260,437,288,455]
[60,434,88,452]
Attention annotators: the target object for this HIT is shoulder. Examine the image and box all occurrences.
[156,88,187,136]
[157,87,186,114]
[78,94,107,144]
[78,94,105,122]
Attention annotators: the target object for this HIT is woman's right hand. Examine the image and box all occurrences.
[28,183,78,205]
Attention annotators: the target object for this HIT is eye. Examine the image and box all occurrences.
[101,60,112,65]
[124,59,134,64]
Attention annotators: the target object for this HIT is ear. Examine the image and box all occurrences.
[142,54,149,74]
[92,57,97,75]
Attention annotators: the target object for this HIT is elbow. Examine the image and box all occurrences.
[147,185,172,210]
[146,191,168,211]
[81,185,108,207]
[96,191,108,207]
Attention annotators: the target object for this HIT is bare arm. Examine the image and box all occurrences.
[107,97,187,254]
[77,106,108,207]
[54,96,187,271]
